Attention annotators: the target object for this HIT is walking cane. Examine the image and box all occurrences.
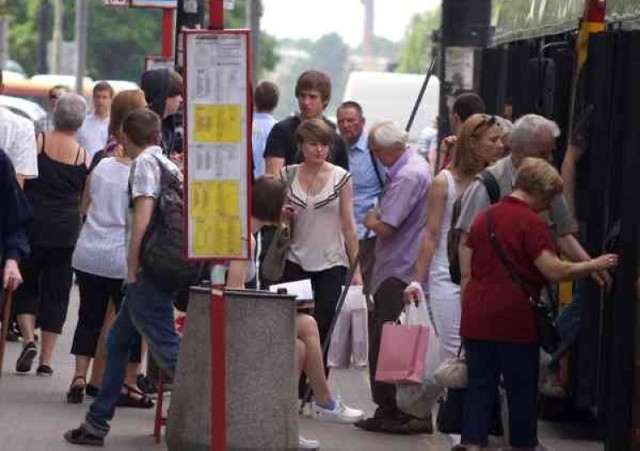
[0,289,14,376]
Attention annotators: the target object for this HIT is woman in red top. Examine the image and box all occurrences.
[456,158,617,451]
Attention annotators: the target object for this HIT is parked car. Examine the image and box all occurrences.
[5,59,27,77]
[0,95,47,123]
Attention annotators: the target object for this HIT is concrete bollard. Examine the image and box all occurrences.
[166,287,299,451]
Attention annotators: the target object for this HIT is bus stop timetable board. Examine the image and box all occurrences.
[183,29,251,261]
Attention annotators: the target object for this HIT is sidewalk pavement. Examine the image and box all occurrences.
[0,286,603,450]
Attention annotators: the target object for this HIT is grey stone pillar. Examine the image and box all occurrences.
[166,287,298,451]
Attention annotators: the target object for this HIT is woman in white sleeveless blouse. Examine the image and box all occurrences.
[278,119,360,353]
[67,90,151,407]
[406,114,505,360]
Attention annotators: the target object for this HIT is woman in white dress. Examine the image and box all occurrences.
[405,114,505,359]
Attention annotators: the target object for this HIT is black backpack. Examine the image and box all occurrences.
[138,156,206,291]
[447,170,501,284]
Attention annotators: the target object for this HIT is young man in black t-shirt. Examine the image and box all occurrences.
[263,70,348,175]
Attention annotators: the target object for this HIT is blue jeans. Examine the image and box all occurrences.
[548,278,584,371]
[83,274,180,438]
[462,339,539,448]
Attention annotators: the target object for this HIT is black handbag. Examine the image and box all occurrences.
[436,389,504,436]
[486,211,559,354]
[261,166,297,282]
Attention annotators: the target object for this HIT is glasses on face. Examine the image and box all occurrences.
[471,115,497,136]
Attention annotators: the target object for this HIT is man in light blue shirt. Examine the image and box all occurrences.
[252,81,279,178]
[337,101,384,295]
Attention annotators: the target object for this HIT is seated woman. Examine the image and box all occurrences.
[456,158,618,451]
[227,176,364,450]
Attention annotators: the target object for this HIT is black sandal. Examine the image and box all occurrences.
[85,383,99,397]
[64,424,104,447]
[66,376,86,404]
[116,383,154,409]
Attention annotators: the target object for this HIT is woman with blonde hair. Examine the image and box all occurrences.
[405,114,504,360]
[66,90,151,407]
[455,158,617,451]
[89,89,148,168]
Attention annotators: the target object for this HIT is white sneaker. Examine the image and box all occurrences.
[298,435,320,450]
[312,399,364,424]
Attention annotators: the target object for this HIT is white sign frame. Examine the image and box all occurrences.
[182,29,251,261]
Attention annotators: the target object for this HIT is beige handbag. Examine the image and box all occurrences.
[433,347,467,389]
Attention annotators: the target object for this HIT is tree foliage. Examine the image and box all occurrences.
[271,33,350,119]
[223,0,278,75]
[354,36,400,59]
[6,0,44,75]
[396,8,441,74]
[7,0,277,81]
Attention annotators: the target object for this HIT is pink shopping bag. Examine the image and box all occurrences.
[375,321,429,384]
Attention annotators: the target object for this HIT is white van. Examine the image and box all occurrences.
[342,71,440,143]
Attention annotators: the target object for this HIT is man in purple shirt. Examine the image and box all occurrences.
[357,121,432,434]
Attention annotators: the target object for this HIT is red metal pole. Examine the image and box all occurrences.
[209,0,224,30]
[161,8,174,58]
[207,2,225,448]
[210,263,227,451]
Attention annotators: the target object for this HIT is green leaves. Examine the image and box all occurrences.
[7,0,277,82]
[396,9,440,75]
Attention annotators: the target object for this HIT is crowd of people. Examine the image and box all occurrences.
[0,63,621,451]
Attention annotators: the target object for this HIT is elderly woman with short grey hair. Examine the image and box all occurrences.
[14,92,90,377]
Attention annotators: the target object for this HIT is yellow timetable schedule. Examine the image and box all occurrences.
[193,104,242,143]
[189,180,244,257]
[192,217,243,257]
[190,180,240,218]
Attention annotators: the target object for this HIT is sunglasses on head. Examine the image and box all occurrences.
[471,115,497,136]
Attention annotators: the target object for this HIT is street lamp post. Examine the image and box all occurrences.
[75,0,88,94]
[0,0,7,69]
[51,0,63,74]
[246,0,261,83]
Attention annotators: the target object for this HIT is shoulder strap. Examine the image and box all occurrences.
[486,210,531,301]
[74,146,84,165]
[369,150,385,188]
[283,165,298,190]
[38,132,45,154]
[479,169,500,204]
[442,169,456,198]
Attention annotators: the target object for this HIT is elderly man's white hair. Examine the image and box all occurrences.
[495,116,513,147]
[368,120,408,150]
[509,114,560,152]
[495,116,513,136]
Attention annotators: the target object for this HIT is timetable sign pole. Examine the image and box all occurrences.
[182,27,252,451]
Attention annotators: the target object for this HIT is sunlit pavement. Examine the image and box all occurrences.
[0,287,603,451]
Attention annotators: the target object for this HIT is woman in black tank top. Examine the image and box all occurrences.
[15,93,89,377]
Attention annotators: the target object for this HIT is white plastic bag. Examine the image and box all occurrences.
[327,308,351,368]
[350,307,368,367]
[327,286,369,368]
[396,300,446,419]
[344,285,367,311]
